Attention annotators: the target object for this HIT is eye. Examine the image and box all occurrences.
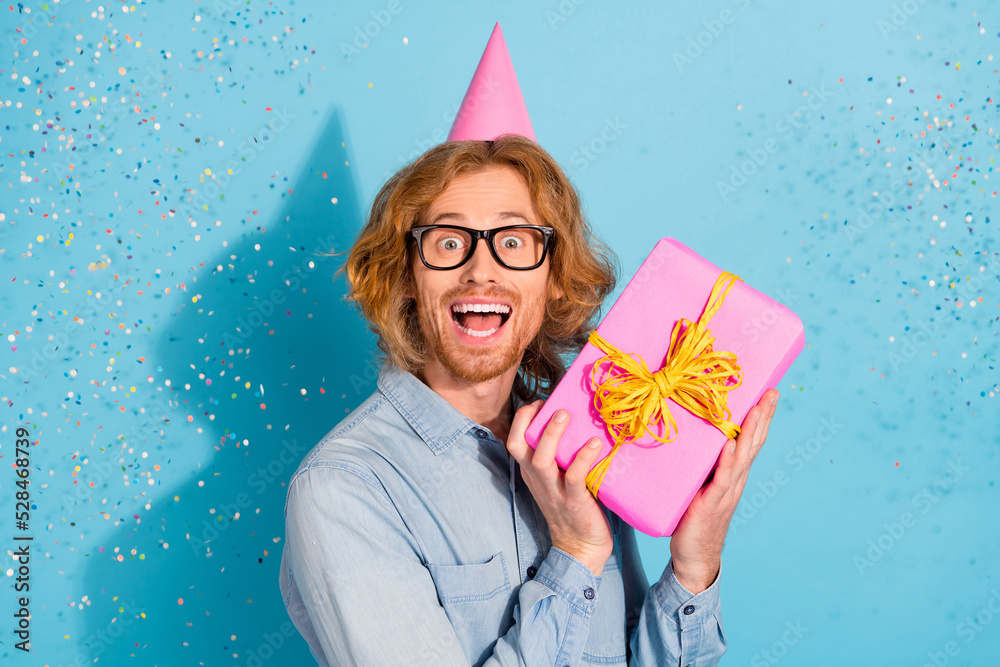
[438,235,465,251]
[498,234,524,250]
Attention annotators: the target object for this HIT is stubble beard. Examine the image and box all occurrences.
[417,291,546,384]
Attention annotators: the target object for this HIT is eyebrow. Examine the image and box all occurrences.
[428,211,531,225]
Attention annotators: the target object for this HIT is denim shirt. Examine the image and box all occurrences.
[279,362,727,666]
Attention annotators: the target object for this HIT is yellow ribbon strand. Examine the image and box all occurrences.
[583,271,745,498]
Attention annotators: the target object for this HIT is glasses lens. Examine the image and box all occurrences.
[421,228,473,269]
[493,227,545,268]
[420,227,546,269]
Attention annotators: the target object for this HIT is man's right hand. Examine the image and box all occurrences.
[505,400,613,576]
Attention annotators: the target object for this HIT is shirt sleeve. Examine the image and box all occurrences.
[282,463,605,667]
[619,520,728,667]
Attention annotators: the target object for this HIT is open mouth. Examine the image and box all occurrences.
[449,303,512,339]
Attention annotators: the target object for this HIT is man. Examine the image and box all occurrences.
[279,24,779,666]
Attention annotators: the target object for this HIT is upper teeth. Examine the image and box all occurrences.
[451,303,511,314]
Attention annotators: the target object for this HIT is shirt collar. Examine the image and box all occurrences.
[377,363,529,455]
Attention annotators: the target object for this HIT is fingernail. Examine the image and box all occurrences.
[554,410,568,423]
[729,439,736,454]
[587,438,600,449]
[756,412,761,423]
[770,395,777,407]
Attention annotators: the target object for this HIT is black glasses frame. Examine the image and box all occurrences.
[409,224,555,271]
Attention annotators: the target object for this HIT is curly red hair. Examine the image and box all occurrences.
[333,134,620,403]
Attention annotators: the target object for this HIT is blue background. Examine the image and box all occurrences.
[2,1,998,665]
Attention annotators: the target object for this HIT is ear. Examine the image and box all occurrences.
[550,281,564,301]
[403,261,416,300]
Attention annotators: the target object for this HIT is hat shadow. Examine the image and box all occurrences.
[74,108,378,665]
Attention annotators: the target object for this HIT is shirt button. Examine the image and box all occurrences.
[583,587,595,600]
[476,429,488,438]
[526,566,537,578]
[683,605,696,615]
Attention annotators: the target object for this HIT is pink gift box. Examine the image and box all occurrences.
[524,237,805,537]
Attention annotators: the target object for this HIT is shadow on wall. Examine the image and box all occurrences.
[75,108,380,665]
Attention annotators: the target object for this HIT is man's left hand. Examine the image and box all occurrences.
[668,388,781,593]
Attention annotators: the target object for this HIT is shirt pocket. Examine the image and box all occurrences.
[425,551,513,664]
[426,551,512,603]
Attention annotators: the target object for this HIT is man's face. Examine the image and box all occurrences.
[406,166,563,384]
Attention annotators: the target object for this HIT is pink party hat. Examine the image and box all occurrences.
[447,22,537,143]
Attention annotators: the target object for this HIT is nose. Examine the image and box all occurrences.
[460,236,503,283]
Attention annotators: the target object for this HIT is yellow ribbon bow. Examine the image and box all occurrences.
[583,271,745,498]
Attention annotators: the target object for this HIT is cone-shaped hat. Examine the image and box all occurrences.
[446,22,536,143]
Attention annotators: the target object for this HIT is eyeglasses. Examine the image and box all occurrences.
[410,224,555,271]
